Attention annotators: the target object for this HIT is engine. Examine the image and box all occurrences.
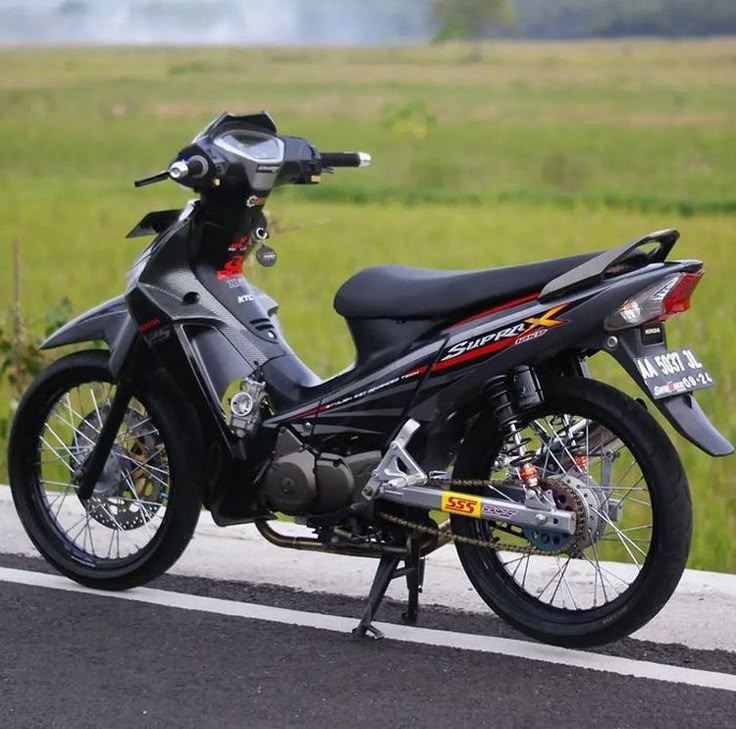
[263,429,380,515]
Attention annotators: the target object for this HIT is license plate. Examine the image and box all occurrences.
[635,347,714,399]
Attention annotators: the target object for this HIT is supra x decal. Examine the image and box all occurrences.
[435,304,568,370]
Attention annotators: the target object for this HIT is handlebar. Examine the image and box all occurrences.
[320,151,371,169]
[134,143,372,190]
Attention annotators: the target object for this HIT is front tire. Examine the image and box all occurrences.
[452,376,692,647]
[8,349,203,590]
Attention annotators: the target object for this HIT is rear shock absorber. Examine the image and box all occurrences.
[549,414,588,471]
[487,367,544,489]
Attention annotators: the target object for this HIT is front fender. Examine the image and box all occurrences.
[40,295,139,378]
[40,295,128,351]
[606,328,733,457]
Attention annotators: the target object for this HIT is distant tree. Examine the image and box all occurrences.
[57,1,89,16]
[432,0,515,41]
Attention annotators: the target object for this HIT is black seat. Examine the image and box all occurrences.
[334,252,598,320]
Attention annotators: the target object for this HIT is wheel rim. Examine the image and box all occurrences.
[32,379,172,567]
[470,410,655,613]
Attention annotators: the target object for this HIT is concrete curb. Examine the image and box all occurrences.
[1,485,734,651]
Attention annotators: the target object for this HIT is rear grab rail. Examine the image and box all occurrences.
[539,228,680,302]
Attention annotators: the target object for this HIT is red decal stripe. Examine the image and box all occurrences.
[138,317,161,333]
[290,403,324,419]
[406,365,429,377]
[447,292,539,330]
[431,335,520,371]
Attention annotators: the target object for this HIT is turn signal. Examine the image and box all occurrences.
[604,271,703,331]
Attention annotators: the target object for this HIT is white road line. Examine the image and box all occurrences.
[2,566,735,693]
[2,485,736,652]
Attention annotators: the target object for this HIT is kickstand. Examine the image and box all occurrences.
[351,538,425,641]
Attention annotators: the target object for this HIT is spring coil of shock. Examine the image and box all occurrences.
[486,374,538,485]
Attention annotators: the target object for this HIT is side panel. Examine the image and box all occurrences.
[266,340,445,450]
[266,266,676,451]
[407,262,693,423]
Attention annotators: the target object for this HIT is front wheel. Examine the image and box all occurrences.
[452,376,692,647]
[8,349,203,590]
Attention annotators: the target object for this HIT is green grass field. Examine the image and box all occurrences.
[1,41,735,570]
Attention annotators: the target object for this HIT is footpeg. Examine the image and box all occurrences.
[361,419,427,500]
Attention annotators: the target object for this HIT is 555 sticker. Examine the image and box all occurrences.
[441,492,481,517]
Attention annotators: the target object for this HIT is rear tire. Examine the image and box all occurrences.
[8,349,203,590]
[452,376,692,647]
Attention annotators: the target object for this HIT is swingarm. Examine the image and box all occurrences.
[363,419,577,539]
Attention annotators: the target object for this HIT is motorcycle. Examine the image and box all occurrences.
[9,111,732,647]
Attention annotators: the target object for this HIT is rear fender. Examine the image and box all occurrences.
[603,328,733,457]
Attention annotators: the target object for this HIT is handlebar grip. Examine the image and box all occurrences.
[169,155,209,181]
[186,155,208,177]
[320,152,371,168]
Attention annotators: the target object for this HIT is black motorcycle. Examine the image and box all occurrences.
[9,111,732,647]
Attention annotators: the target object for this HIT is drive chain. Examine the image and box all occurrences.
[378,477,587,557]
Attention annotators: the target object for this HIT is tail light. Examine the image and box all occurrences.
[604,271,703,331]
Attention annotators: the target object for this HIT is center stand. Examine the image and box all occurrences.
[351,534,426,640]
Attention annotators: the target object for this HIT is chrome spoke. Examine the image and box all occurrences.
[89,387,104,430]
[39,436,76,473]
[585,543,615,601]
[115,452,170,489]
[43,421,84,465]
[537,556,569,601]
[521,554,530,590]
[590,505,648,562]
[51,482,75,519]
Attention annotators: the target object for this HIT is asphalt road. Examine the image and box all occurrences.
[1,552,735,729]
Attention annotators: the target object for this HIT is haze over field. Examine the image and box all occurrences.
[0,0,432,45]
[4,0,736,45]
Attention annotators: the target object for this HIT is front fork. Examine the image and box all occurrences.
[76,382,133,500]
[75,325,141,500]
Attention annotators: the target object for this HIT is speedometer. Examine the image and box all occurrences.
[214,131,284,164]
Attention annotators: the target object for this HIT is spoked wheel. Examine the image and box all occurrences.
[9,350,203,590]
[452,376,692,647]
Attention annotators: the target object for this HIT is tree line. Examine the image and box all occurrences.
[509,0,736,38]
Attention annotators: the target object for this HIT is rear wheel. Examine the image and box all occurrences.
[452,377,692,647]
[8,349,203,590]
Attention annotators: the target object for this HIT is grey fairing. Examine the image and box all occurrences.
[39,295,136,377]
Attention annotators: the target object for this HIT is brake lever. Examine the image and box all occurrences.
[134,170,169,188]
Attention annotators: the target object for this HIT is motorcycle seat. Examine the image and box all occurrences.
[334,252,598,320]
